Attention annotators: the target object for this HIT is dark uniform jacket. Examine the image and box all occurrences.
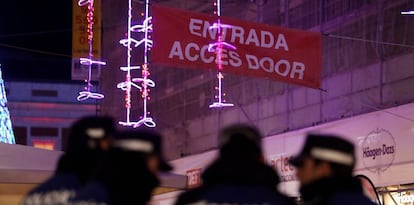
[175,158,295,205]
[299,177,378,205]
[20,174,80,205]
[20,155,87,205]
[68,149,160,205]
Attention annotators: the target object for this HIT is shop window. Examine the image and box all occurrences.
[13,126,27,145]
[32,139,56,151]
[31,89,58,97]
[377,183,414,205]
[31,127,58,137]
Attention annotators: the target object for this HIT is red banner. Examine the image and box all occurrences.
[152,5,322,89]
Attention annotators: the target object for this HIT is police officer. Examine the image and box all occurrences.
[69,128,173,205]
[175,124,295,205]
[289,134,378,205]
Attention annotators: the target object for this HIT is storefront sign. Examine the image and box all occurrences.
[400,192,414,203]
[152,5,322,89]
[361,129,396,172]
[387,191,414,205]
[186,168,202,189]
[71,0,102,81]
[267,154,297,182]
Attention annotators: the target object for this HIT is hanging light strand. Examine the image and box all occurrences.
[77,0,106,101]
[209,0,235,108]
[117,0,155,128]
[134,0,155,128]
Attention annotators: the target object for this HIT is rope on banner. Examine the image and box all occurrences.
[117,0,155,128]
[209,0,236,108]
[77,0,106,101]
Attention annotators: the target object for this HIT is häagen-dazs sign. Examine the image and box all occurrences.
[361,129,396,172]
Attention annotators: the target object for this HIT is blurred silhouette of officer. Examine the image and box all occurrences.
[69,128,173,205]
[175,124,295,205]
[289,134,377,205]
[20,115,115,205]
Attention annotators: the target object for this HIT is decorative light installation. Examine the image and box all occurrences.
[209,0,236,108]
[77,0,106,101]
[401,11,414,15]
[0,65,15,144]
[117,0,156,128]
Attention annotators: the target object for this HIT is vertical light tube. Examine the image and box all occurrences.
[209,0,234,108]
[118,0,155,128]
[77,0,106,101]
[142,0,150,122]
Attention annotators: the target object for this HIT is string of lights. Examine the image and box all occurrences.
[76,0,106,101]
[0,65,15,144]
[208,0,235,108]
[117,0,155,128]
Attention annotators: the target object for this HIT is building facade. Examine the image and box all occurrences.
[100,0,414,158]
[6,80,98,151]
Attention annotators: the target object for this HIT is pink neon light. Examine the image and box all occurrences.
[207,42,237,52]
[80,58,107,66]
[209,22,233,29]
[132,77,155,88]
[78,0,92,6]
[119,38,152,47]
[77,91,104,101]
[120,66,140,71]
[208,0,234,108]
[118,0,155,128]
[401,11,414,14]
[131,17,153,32]
[77,0,106,101]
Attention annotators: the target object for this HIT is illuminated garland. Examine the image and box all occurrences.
[77,0,106,101]
[0,66,15,144]
[209,0,235,108]
[117,0,155,128]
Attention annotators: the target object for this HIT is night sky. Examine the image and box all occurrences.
[0,0,72,81]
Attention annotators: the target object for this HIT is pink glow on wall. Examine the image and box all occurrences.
[209,0,235,108]
[117,0,155,128]
[76,0,106,101]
